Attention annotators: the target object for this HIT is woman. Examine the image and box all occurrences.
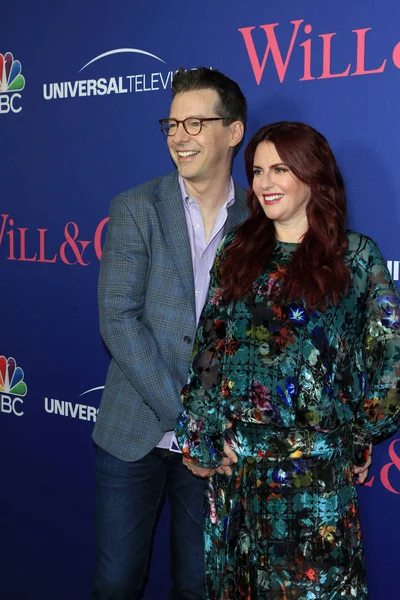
[175,122,400,599]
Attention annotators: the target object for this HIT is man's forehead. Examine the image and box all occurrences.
[169,88,218,116]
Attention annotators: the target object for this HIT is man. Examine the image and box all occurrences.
[92,67,248,599]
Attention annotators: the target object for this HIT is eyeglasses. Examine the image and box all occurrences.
[158,117,224,136]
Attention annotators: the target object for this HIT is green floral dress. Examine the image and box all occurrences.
[175,231,400,600]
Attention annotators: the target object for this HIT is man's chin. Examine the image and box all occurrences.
[177,167,198,181]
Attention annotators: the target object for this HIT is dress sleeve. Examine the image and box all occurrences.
[175,237,232,468]
[354,239,400,448]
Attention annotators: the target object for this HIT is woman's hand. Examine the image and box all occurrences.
[216,440,238,476]
[354,443,373,484]
[181,420,239,478]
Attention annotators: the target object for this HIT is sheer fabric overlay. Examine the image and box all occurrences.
[176,231,400,599]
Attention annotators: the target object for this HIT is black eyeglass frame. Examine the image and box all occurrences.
[158,117,225,136]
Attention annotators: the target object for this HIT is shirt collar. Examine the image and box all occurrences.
[178,174,235,209]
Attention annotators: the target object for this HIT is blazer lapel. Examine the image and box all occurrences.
[224,182,248,235]
[155,172,195,311]
[155,175,247,311]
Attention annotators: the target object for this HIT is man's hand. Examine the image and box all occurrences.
[354,443,373,484]
[182,456,215,478]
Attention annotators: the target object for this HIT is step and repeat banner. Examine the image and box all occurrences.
[1,1,400,598]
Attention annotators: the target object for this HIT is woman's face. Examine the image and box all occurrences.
[252,141,311,240]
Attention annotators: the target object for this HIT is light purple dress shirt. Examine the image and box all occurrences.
[180,175,235,324]
[157,175,236,450]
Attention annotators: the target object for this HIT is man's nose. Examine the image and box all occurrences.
[174,121,191,143]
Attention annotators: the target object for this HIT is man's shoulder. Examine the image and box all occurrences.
[229,180,248,229]
[233,180,247,202]
[114,170,179,207]
[232,181,248,218]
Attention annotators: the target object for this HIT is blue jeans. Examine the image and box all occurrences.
[92,445,205,600]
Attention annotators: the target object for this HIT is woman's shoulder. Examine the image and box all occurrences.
[345,230,385,270]
[216,230,238,255]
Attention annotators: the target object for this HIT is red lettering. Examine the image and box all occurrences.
[60,222,91,266]
[299,24,314,81]
[239,20,303,84]
[94,217,109,260]
[0,214,9,245]
[7,220,16,260]
[380,439,400,494]
[318,33,351,79]
[38,229,57,263]
[351,28,386,76]
[18,228,37,262]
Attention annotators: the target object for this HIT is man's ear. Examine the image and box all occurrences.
[229,120,245,148]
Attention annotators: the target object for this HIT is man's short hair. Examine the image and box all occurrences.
[172,67,247,129]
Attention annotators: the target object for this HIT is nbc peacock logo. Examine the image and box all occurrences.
[0,52,25,92]
[0,52,25,114]
[0,356,27,416]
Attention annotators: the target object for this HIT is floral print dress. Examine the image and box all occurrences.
[175,231,400,600]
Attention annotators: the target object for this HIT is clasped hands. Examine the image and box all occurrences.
[182,422,373,483]
[182,421,238,478]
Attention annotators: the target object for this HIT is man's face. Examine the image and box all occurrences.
[166,89,240,184]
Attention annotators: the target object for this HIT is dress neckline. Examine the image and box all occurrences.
[276,239,300,248]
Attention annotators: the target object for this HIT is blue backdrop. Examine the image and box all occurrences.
[1,1,400,598]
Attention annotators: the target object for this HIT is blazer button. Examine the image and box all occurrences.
[183,335,192,344]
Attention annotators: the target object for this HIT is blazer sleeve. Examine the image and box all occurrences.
[98,193,182,425]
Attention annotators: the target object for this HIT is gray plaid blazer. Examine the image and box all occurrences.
[93,170,248,461]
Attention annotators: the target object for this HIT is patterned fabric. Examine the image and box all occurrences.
[93,170,248,461]
[176,231,400,599]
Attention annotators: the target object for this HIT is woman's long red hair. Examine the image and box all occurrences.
[220,122,349,308]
